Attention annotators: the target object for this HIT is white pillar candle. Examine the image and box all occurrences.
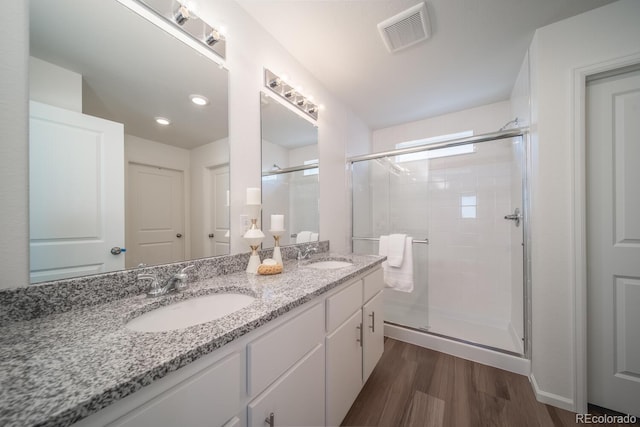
[271,214,284,231]
[246,187,261,205]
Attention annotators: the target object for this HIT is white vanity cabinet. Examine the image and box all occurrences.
[325,268,385,427]
[72,265,383,427]
[363,290,384,381]
[247,344,325,427]
[247,303,325,427]
[74,351,243,427]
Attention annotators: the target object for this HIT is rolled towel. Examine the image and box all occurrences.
[296,231,312,243]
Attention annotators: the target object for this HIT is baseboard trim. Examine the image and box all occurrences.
[384,323,531,376]
[529,373,575,412]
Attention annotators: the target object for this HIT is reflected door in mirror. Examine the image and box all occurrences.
[208,164,230,256]
[127,164,185,267]
[29,102,124,283]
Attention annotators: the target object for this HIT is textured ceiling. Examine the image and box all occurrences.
[237,0,618,130]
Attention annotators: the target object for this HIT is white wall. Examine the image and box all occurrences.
[372,101,511,152]
[527,0,640,410]
[29,57,82,112]
[0,1,30,289]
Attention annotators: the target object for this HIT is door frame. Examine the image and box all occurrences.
[572,52,640,414]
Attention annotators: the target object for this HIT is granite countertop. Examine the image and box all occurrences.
[0,253,383,427]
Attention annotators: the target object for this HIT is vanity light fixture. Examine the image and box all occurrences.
[155,116,171,125]
[205,29,221,46]
[173,4,190,25]
[131,0,226,61]
[189,94,209,106]
[264,69,318,120]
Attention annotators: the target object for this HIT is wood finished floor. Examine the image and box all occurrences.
[341,338,637,427]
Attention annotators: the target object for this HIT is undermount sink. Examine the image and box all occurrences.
[126,293,255,333]
[305,260,353,270]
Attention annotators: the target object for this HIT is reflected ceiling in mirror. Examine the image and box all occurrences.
[260,92,319,249]
[29,0,229,283]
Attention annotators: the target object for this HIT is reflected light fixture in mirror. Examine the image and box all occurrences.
[28,0,229,283]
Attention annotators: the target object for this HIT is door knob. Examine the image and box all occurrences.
[110,247,126,255]
[176,233,183,238]
[208,233,214,238]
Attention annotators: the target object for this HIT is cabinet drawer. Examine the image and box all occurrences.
[363,268,384,303]
[109,353,241,427]
[248,344,325,427]
[247,303,324,396]
[326,279,363,333]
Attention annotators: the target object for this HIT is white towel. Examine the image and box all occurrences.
[310,232,319,242]
[296,231,312,243]
[379,235,414,293]
[387,233,406,267]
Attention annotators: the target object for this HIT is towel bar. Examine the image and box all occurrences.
[351,236,429,244]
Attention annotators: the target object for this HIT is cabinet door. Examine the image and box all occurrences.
[109,353,241,427]
[363,290,384,382]
[325,310,363,427]
[248,344,325,427]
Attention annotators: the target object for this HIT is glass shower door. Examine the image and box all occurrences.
[351,135,526,356]
[352,155,430,330]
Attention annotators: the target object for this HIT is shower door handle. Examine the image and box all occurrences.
[504,208,521,227]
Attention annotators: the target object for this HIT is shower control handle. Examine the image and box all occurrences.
[369,312,375,333]
[504,208,521,227]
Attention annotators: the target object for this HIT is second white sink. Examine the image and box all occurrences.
[126,293,255,333]
[305,260,353,270]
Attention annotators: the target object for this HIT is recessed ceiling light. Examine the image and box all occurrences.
[155,117,171,125]
[190,94,209,106]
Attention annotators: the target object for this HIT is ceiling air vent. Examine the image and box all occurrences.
[378,2,431,53]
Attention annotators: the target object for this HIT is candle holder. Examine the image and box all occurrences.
[269,229,285,266]
[244,218,265,274]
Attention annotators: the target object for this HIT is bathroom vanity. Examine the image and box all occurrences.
[0,247,384,427]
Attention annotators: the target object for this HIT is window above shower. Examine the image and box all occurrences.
[394,130,474,163]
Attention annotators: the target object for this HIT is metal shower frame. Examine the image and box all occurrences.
[346,128,532,359]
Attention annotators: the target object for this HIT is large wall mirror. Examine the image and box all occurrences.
[29,0,229,283]
[260,92,319,249]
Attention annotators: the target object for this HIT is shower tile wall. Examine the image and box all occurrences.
[427,141,513,330]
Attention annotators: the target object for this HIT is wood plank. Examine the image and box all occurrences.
[342,338,636,427]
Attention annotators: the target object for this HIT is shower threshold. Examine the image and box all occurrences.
[384,320,524,358]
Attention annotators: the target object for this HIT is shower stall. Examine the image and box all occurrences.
[350,130,530,360]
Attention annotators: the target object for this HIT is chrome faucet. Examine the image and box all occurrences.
[138,265,194,297]
[297,246,318,260]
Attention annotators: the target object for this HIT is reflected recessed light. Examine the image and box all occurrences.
[155,117,171,125]
[190,94,209,106]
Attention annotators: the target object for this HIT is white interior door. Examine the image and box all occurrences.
[586,67,640,416]
[207,165,229,256]
[29,101,124,282]
[127,163,184,267]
